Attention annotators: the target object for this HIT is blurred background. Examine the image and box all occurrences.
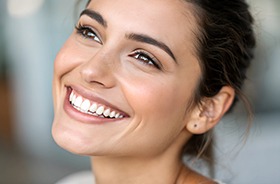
[0,0,279,183]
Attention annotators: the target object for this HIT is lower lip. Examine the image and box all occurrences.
[63,88,124,124]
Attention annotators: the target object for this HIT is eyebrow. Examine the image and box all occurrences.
[80,9,107,28]
[80,9,177,63]
[126,33,177,62]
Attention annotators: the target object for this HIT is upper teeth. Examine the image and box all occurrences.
[69,91,123,119]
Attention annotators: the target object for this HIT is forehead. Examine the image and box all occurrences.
[87,0,199,60]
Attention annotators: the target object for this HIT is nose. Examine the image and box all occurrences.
[80,50,117,88]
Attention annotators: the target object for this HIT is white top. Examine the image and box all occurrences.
[55,171,225,184]
[55,171,95,184]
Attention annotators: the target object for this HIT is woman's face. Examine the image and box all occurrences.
[52,0,201,157]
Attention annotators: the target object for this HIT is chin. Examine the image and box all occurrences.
[51,118,114,156]
[52,120,90,155]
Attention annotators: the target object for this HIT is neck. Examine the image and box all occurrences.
[91,154,184,184]
[90,131,200,184]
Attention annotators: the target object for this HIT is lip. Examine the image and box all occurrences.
[63,85,129,124]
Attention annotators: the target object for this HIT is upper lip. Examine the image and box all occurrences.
[66,85,129,117]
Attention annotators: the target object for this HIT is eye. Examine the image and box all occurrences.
[75,24,102,44]
[129,50,161,69]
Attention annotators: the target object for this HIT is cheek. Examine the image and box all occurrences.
[53,39,74,109]
[127,78,190,122]
[54,38,81,78]
[124,77,191,138]
[117,69,199,154]
[53,36,92,102]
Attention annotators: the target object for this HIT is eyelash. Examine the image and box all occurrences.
[129,50,161,69]
[75,24,102,43]
[75,24,161,70]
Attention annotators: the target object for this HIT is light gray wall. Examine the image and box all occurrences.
[3,0,89,167]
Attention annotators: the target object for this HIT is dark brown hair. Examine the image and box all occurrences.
[182,0,256,165]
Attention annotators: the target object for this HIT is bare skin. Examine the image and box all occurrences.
[91,157,215,184]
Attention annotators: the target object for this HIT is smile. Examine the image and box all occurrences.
[69,90,125,119]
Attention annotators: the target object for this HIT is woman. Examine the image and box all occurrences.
[52,0,256,183]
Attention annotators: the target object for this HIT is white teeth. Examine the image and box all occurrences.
[69,91,125,119]
[71,94,76,104]
[115,113,120,119]
[89,103,98,113]
[80,99,90,112]
[96,106,105,115]
[103,109,111,117]
[109,111,116,118]
[74,96,83,107]
[70,91,74,102]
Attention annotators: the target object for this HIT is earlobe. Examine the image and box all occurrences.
[186,86,235,134]
[186,111,209,134]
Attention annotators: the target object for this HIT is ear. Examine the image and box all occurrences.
[186,86,235,134]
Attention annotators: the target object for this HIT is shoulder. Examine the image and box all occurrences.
[178,166,222,184]
[55,170,94,184]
